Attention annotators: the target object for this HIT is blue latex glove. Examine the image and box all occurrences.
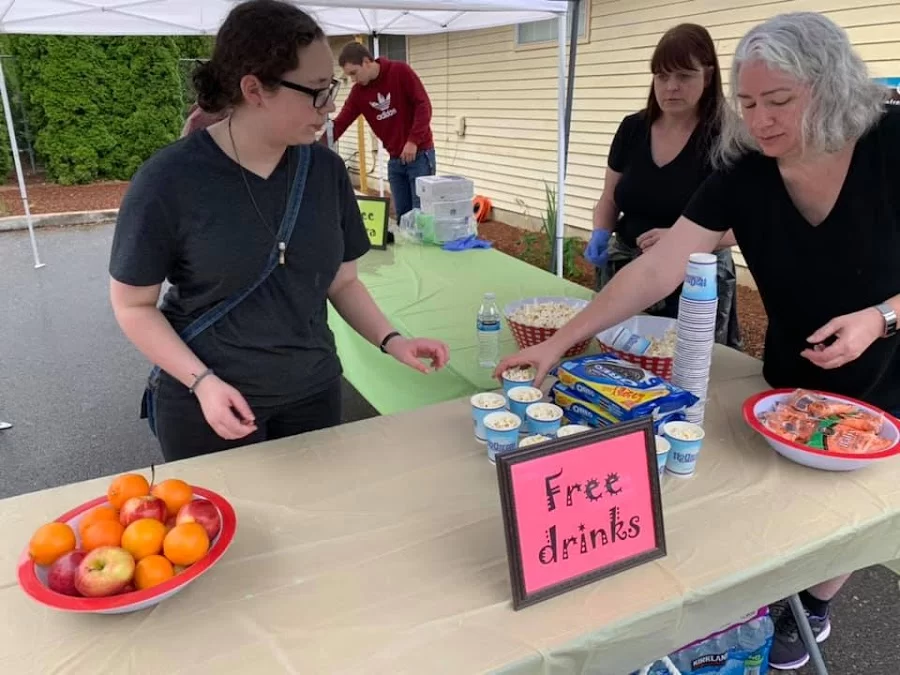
[583,229,611,267]
[442,235,493,251]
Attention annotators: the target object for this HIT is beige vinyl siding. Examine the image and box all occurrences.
[344,0,899,234]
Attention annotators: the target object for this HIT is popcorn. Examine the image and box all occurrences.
[526,403,563,422]
[502,366,536,382]
[519,435,552,447]
[645,328,677,357]
[667,424,703,441]
[471,393,506,410]
[484,412,521,431]
[509,301,580,329]
[508,387,543,403]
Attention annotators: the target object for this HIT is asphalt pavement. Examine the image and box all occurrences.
[0,224,896,674]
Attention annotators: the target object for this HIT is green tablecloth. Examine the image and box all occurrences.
[328,244,593,415]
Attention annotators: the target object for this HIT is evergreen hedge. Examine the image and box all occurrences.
[8,36,210,184]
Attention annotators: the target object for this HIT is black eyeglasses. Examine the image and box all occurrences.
[279,78,341,109]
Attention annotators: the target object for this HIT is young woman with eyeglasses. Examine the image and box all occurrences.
[109,0,449,462]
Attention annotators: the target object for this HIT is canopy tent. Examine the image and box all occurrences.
[0,0,573,276]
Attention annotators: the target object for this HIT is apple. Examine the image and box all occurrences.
[121,583,136,594]
[74,546,135,597]
[176,500,221,541]
[47,550,87,596]
[119,495,167,527]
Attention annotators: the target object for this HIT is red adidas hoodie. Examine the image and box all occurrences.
[331,58,434,159]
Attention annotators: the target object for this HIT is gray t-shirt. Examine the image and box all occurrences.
[109,131,370,408]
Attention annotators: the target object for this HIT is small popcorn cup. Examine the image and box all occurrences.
[525,402,564,437]
[663,421,705,478]
[484,411,523,463]
[654,435,671,478]
[507,386,544,430]
[501,366,536,394]
[471,392,507,444]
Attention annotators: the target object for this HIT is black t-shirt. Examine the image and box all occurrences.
[684,107,900,410]
[109,131,371,408]
[609,111,714,248]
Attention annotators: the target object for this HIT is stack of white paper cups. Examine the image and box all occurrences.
[671,253,718,424]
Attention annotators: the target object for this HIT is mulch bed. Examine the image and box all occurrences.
[0,175,128,216]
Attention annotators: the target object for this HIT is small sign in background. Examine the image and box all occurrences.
[356,196,390,250]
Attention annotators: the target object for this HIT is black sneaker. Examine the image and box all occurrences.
[768,604,832,670]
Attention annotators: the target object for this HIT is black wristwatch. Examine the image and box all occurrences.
[379,331,402,353]
[875,303,898,338]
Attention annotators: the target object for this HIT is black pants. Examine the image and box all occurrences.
[154,378,342,462]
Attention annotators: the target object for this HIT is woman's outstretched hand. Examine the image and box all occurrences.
[493,340,565,387]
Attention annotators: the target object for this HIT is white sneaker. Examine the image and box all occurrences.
[0,421,12,430]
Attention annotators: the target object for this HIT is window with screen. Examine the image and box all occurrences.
[516,2,587,46]
[368,34,408,62]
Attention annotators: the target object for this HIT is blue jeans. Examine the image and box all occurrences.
[388,148,436,220]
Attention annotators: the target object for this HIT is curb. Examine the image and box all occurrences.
[0,209,118,232]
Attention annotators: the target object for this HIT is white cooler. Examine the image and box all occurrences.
[420,197,473,220]
[415,175,475,202]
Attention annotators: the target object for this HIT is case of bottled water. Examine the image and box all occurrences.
[634,608,774,675]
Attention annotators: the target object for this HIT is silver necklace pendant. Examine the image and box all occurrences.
[278,241,286,265]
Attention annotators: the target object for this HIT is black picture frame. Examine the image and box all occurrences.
[496,417,666,610]
[356,195,391,250]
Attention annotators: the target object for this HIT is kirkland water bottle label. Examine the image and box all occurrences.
[477,320,501,331]
[610,327,650,355]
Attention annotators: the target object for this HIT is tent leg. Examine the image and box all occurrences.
[373,33,385,199]
[0,57,43,269]
[564,0,580,172]
[555,8,568,278]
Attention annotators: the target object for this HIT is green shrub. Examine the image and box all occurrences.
[0,101,12,184]
[9,36,184,184]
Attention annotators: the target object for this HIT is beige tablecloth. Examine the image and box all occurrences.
[2,347,899,674]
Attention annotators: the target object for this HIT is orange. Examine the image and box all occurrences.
[121,518,167,561]
[151,479,193,519]
[81,519,125,551]
[134,555,175,590]
[107,473,150,510]
[163,522,209,566]
[78,506,119,540]
[28,522,77,566]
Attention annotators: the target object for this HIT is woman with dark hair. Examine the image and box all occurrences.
[584,23,741,347]
[109,0,449,462]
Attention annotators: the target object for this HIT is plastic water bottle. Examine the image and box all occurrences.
[477,292,501,368]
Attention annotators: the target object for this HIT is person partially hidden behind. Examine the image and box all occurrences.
[330,42,435,221]
[584,23,742,349]
[499,12,900,672]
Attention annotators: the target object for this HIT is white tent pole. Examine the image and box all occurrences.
[373,33,385,198]
[554,7,567,278]
[0,57,43,269]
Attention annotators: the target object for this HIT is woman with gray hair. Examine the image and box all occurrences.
[497,11,898,670]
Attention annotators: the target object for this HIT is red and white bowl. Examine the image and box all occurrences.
[504,296,592,358]
[742,388,900,472]
[17,486,236,614]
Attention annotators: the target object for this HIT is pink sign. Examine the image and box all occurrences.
[496,418,665,609]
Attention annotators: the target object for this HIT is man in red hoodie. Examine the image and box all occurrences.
[331,42,435,220]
